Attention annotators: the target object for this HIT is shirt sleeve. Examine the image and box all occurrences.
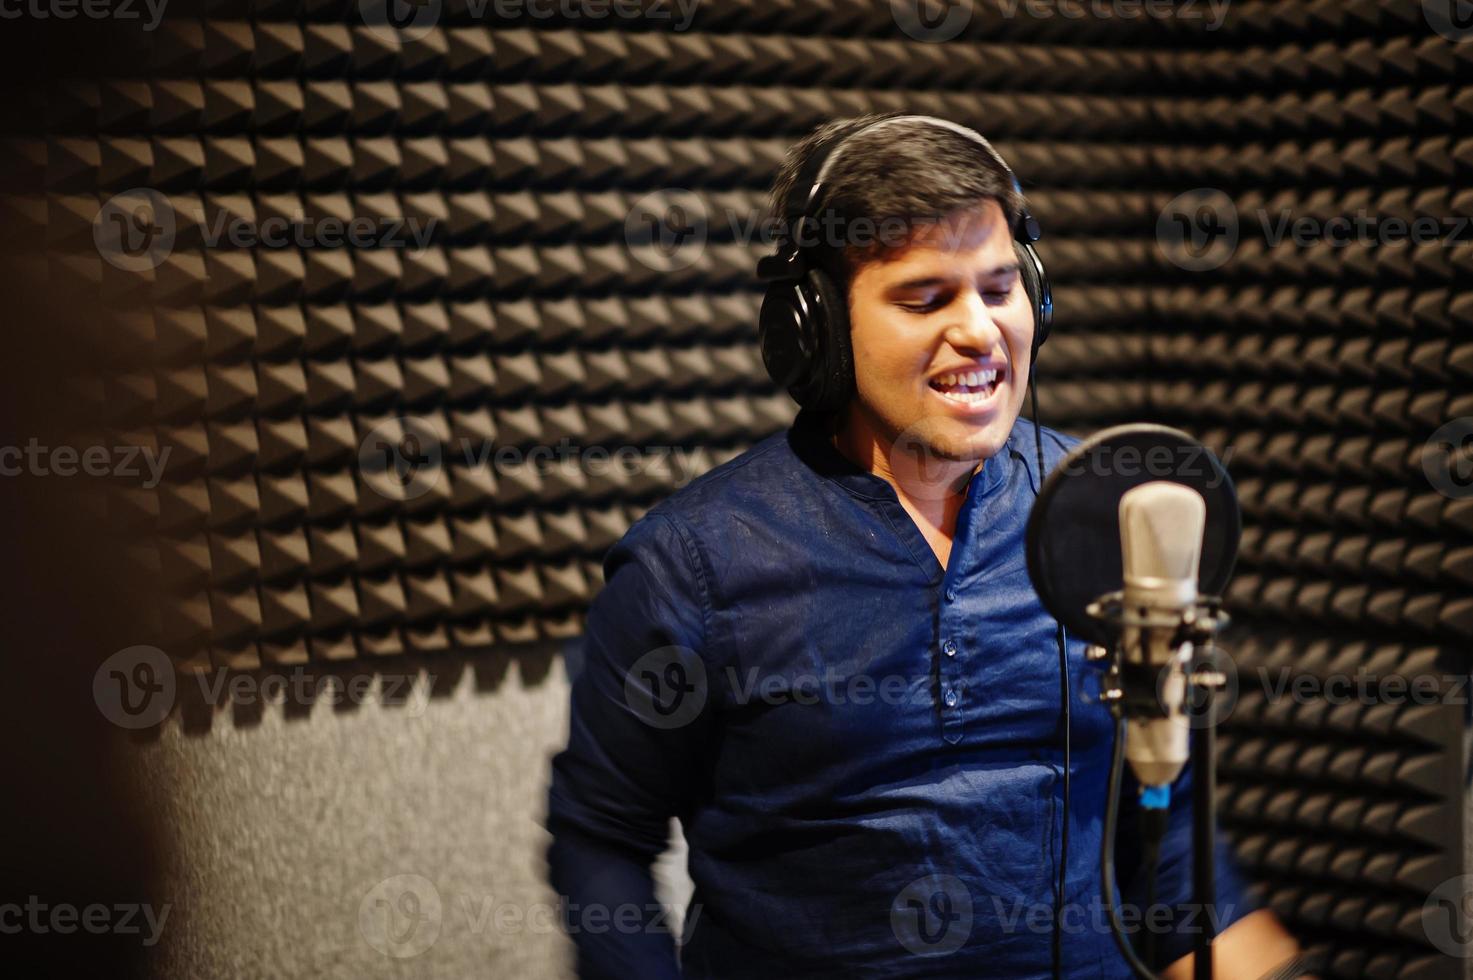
[546,510,716,980]
[1114,752,1264,972]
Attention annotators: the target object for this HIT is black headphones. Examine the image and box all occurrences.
[756,114,1053,412]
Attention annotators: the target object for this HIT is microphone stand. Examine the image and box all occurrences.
[1085,594,1231,980]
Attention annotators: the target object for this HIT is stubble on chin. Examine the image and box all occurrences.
[888,414,988,465]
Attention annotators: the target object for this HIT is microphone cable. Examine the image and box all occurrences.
[1102,713,1169,980]
[1029,368,1072,979]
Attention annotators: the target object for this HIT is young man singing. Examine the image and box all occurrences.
[546,113,1303,978]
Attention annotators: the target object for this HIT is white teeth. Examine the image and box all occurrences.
[932,368,1000,389]
[930,366,1002,405]
[935,387,989,404]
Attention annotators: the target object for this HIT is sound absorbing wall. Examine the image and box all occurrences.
[4,1,1467,977]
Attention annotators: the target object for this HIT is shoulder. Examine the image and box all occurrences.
[641,423,804,529]
[609,423,800,565]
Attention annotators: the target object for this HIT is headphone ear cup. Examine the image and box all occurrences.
[759,281,811,396]
[798,265,853,413]
[1015,240,1052,353]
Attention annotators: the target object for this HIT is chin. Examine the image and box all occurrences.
[911,418,1010,463]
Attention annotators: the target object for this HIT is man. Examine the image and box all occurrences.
[546,113,1303,978]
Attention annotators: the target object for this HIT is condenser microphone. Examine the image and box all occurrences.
[1118,481,1206,789]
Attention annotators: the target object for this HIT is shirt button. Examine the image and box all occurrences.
[944,688,959,708]
[945,588,957,602]
[942,639,956,657]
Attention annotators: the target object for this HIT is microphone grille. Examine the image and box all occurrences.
[1120,481,1207,585]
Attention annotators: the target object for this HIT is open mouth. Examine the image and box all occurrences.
[928,368,1002,406]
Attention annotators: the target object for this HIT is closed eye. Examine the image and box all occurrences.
[900,290,1011,314]
[898,298,946,314]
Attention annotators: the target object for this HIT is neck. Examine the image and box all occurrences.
[828,404,981,529]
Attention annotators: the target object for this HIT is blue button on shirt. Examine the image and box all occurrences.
[547,408,1259,979]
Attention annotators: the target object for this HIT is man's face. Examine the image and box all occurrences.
[844,199,1035,467]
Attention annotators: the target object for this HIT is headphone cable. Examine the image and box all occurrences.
[1029,368,1072,979]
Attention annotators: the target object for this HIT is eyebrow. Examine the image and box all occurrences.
[887,262,1021,292]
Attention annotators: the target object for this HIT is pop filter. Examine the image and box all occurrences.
[1025,424,1241,648]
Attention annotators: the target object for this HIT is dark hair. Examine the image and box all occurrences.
[767,112,1025,289]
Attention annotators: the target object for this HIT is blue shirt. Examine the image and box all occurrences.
[546,407,1259,978]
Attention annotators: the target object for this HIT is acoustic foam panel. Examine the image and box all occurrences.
[2,1,1465,975]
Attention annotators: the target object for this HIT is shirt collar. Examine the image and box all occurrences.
[787,407,1012,504]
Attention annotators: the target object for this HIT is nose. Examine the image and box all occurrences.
[943,286,1006,357]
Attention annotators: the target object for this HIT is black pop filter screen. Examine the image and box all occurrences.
[1025,424,1242,648]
